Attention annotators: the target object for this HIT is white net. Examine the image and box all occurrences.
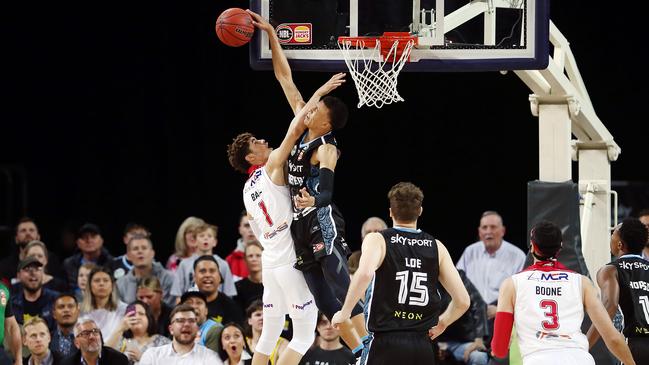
[338,37,414,109]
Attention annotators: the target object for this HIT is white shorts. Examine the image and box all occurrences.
[262,263,316,319]
[524,348,594,365]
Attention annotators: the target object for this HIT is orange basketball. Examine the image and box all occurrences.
[216,8,254,47]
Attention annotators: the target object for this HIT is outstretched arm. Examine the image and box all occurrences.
[583,275,635,365]
[586,265,619,347]
[247,9,304,115]
[265,74,346,183]
[5,315,22,365]
[430,241,470,340]
[331,232,386,328]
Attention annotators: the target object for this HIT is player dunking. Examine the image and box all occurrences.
[586,217,649,362]
[247,10,367,354]
[331,182,471,365]
[490,220,635,365]
[227,72,346,365]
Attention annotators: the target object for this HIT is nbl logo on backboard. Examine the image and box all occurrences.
[276,23,312,45]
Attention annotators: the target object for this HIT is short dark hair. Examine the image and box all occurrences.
[530,220,562,259]
[619,217,648,254]
[227,132,254,173]
[169,303,197,323]
[193,255,220,271]
[124,222,150,236]
[54,292,78,305]
[322,96,348,131]
[637,209,649,219]
[15,217,37,232]
[388,182,423,222]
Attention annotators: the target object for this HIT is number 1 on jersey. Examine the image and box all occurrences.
[258,200,273,226]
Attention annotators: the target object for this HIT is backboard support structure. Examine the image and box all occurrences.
[250,0,549,72]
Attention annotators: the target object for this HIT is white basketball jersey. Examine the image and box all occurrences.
[243,166,296,269]
[512,268,588,358]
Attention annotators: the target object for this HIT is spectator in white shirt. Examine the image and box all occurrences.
[139,304,223,365]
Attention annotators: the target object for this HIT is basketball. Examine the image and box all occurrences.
[216,8,254,47]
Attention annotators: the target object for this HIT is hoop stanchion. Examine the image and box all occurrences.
[338,32,416,109]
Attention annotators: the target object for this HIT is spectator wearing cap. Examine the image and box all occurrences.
[63,223,114,291]
[180,290,223,352]
[11,256,59,328]
[193,255,243,325]
[109,223,151,280]
[21,241,69,293]
[0,217,65,286]
[116,235,181,308]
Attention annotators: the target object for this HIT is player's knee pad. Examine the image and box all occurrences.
[255,316,285,355]
[288,315,317,355]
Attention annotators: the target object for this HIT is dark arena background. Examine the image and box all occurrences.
[2,0,648,263]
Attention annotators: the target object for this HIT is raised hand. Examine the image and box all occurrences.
[246,9,274,34]
[316,73,346,97]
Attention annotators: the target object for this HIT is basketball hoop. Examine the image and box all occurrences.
[338,32,417,109]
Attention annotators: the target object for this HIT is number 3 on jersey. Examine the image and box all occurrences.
[540,299,560,330]
[258,200,273,226]
[395,270,429,306]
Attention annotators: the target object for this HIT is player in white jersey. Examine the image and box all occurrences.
[490,221,635,365]
[227,70,346,365]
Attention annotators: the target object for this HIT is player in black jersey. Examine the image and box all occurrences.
[331,182,470,365]
[247,10,367,356]
[586,217,649,362]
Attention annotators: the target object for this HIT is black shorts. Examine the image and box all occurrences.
[360,331,436,365]
[628,337,649,363]
[291,204,350,271]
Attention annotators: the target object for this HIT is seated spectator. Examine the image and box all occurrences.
[166,217,204,273]
[60,318,129,365]
[22,317,64,365]
[50,293,80,359]
[0,217,65,285]
[75,263,97,304]
[298,313,354,365]
[105,300,171,364]
[116,235,180,307]
[360,217,388,239]
[244,300,287,365]
[79,266,127,340]
[176,224,237,297]
[135,277,171,338]
[193,256,243,325]
[110,223,151,280]
[226,211,257,281]
[63,223,114,291]
[234,241,263,310]
[23,241,69,293]
[436,270,489,365]
[11,257,59,328]
[138,304,222,364]
[179,290,222,352]
[218,323,252,365]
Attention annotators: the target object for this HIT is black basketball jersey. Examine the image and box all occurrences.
[609,255,649,337]
[365,227,441,334]
[287,132,337,217]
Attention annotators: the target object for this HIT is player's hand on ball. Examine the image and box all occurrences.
[246,9,274,34]
[331,310,348,329]
[295,188,315,209]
